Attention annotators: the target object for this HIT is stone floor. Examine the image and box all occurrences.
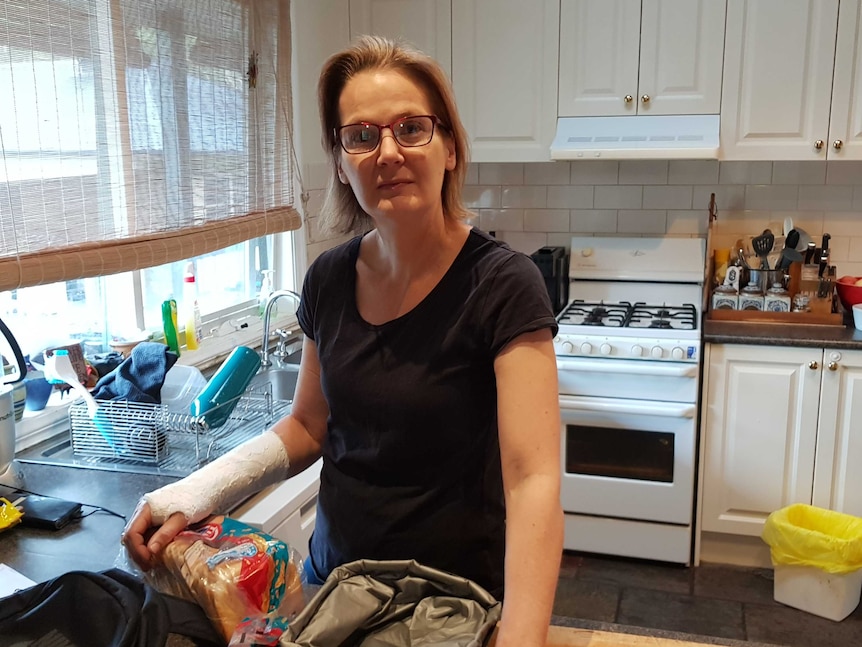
[553,551,862,646]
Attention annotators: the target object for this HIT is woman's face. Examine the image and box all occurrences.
[335,69,456,223]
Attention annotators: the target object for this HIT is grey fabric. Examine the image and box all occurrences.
[281,559,502,647]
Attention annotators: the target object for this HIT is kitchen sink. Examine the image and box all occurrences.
[15,358,299,478]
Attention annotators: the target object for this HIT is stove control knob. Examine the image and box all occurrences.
[561,340,574,354]
[581,247,593,257]
[671,346,685,360]
[579,342,593,355]
[650,346,664,359]
[631,345,644,357]
[600,343,612,356]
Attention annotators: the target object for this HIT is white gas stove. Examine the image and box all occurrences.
[555,236,706,565]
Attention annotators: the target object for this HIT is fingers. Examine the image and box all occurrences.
[145,511,189,558]
[121,502,187,571]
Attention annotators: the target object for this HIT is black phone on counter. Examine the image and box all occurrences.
[11,492,83,530]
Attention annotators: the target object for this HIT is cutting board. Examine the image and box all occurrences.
[489,624,720,647]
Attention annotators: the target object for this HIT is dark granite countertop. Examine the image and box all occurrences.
[0,461,177,585]
[704,316,862,350]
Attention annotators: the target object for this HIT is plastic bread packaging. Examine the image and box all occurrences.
[148,515,306,642]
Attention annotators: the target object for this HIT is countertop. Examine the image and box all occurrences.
[0,460,176,585]
[703,307,862,350]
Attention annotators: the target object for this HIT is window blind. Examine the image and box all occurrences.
[0,0,301,293]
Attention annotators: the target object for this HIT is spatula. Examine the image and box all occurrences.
[776,230,803,270]
[752,229,775,270]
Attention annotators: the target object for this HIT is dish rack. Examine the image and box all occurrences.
[68,383,291,473]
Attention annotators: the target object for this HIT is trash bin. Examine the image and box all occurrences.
[762,503,862,621]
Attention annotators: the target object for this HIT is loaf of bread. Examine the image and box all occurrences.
[160,516,304,642]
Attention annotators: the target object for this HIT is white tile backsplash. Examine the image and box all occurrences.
[524,162,571,185]
[524,209,570,232]
[570,160,619,185]
[619,160,668,185]
[643,185,693,210]
[617,210,667,234]
[464,160,861,274]
[547,185,594,209]
[594,185,643,209]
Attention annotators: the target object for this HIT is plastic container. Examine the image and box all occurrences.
[774,564,862,621]
[853,304,862,331]
[161,364,207,414]
[191,346,261,429]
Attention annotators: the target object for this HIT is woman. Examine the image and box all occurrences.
[123,35,562,647]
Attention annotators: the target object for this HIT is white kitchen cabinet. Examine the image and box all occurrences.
[720,0,862,160]
[233,459,322,559]
[558,0,726,117]
[700,344,862,538]
[348,0,451,78]
[451,0,560,162]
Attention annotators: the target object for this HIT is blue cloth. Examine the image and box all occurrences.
[91,342,179,404]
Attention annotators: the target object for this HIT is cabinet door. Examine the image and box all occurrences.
[720,0,839,160]
[813,349,862,516]
[349,0,451,78]
[558,0,641,117]
[828,0,862,160]
[638,0,727,115]
[701,344,821,536]
[452,0,559,161]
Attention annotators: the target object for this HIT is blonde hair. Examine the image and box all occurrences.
[317,35,471,235]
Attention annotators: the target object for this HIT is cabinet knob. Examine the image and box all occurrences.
[814,140,824,150]
[833,139,844,150]
[624,94,633,104]
[828,361,839,371]
[641,94,650,104]
[808,360,819,370]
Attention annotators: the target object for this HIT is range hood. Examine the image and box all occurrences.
[550,114,720,160]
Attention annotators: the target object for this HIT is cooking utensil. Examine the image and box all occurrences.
[752,229,775,270]
[776,230,803,270]
[819,233,831,278]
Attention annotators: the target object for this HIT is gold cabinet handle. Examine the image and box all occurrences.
[828,361,839,371]
[833,139,844,150]
[814,140,824,150]
[809,360,819,370]
[641,94,650,104]
[624,94,633,104]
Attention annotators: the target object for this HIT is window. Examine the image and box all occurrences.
[1,0,300,356]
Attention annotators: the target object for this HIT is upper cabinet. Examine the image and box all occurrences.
[721,0,862,160]
[451,0,560,162]
[348,0,452,78]
[558,0,727,117]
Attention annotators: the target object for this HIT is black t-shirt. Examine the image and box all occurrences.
[296,227,558,596]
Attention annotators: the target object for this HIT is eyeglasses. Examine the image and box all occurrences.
[335,115,445,154]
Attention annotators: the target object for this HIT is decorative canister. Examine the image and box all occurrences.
[739,281,764,311]
[712,285,738,310]
[765,283,792,312]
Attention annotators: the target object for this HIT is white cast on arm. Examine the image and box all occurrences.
[143,429,290,525]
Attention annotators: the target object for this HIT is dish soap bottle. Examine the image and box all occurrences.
[182,262,203,350]
[258,269,276,318]
[161,299,181,356]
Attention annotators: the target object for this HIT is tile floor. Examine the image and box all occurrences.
[553,551,862,646]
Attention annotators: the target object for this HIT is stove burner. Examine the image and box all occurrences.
[628,303,697,331]
[558,300,630,327]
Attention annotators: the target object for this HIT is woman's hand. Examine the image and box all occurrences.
[121,499,188,571]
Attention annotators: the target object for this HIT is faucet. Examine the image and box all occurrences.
[260,289,301,368]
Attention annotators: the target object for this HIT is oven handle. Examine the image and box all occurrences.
[559,394,697,418]
[556,358,698,377]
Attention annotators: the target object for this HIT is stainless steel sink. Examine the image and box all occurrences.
[15,358,300,477]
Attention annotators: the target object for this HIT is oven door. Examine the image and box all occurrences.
[559,394,696,525]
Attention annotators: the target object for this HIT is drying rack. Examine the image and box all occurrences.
[68,384,291,474]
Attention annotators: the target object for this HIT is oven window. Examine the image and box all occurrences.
[565,425,674,483]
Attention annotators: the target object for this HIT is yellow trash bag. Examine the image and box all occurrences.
[0,496,23,533]
[762,503,862,574]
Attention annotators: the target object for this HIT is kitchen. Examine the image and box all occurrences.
[3,0,862,645]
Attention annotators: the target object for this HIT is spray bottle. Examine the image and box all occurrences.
[258,269,276,319]
[182,262,203,351]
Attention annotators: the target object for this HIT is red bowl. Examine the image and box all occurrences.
[835,279,862,312]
